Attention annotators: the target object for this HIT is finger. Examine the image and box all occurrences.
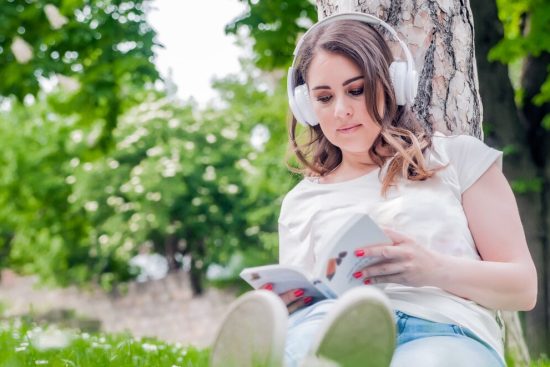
[368,273,407,285]
[260,283,274,291]
[382,227,411,244]
[279,288,306,306]
[356,244,408,261]
[361,262,405,278]
[287,296,314,314]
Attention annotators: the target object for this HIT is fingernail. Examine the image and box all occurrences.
[363,279,371,285]
[304,296,313,305]
[355,249,365,257]
[264,283,273,291]
[294,289,305,297]
[353,271,363,279]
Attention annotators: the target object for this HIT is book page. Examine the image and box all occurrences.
[240,264,328,300]
[313,214,392,296]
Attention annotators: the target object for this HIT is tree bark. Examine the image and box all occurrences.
[318,0,482,136]
[316,0,534,363]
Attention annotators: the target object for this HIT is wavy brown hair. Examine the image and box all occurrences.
[288,19,439,194]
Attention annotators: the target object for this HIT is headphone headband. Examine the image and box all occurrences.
[291,12,414,78]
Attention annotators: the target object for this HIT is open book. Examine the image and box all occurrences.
[240,214,392,300]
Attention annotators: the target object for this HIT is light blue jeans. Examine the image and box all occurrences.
[285,299,505,367]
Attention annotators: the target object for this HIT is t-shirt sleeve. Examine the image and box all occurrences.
[440,134,503,194]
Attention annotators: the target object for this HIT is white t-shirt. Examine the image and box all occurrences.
[278,133,505,359]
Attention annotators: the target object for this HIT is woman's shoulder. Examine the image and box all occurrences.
[431,131,483,149]
[280,178,315,215]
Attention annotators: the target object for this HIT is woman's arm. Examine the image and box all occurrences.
[433,162,537,310]
[356,162,537,311]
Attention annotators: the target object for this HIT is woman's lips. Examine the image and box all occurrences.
[337,124,362,133]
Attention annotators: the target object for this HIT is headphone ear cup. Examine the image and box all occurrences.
[389,61,407,105]
[294,84,319,126]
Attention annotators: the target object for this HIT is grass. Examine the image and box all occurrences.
[1,317,549,367]
[0,318,210,367]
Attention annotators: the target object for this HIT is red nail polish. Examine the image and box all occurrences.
[304,296,313,304]
[294,289,305,297]
[264,284,273,291]
[363,279,371,285]
[355,249,365,257]
[353,271,363,279]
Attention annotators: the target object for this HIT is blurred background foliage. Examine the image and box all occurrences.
[0,0,548,356]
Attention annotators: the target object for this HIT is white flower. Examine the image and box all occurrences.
[203,166,216,181]
[84,201,98,212]
[70,130,83,143]
[31,329,72,351]
[70,158,80,168]
[251,124,270,151]
[221,128,237,140]
[168,119,180,128]
[146,146,163,157]
[44,4,68,29]
[206,134,217,144]
[146,192,162,202]
[107,159,119,169]
[57,74,80,92]
[141,343,158,352]
[98,235,109,246]
[65,176,76,185]
[11,36,33,64]
[225,184,239,194]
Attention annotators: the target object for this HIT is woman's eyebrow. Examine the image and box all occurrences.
[343,75,363,86]
[311,75,364,90]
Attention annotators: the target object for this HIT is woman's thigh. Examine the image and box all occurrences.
[391,335,504,367]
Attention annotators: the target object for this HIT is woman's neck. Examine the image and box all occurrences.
[320,153,378,184]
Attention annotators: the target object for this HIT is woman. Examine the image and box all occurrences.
[210,12,537,367]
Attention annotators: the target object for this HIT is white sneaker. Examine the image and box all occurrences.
[210,290,288,367]
[307,286,396,367]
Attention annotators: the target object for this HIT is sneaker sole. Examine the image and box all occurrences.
[210,290,287,367]
[310,287,395,367]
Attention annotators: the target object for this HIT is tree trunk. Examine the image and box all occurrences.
[318,0,482,136]
[189,237,207,296]
[164,234,180,272]
[316,0,532,363]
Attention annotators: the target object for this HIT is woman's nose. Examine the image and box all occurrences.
[334,96,353,119]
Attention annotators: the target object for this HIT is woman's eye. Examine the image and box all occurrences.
[316,95,332,103]
[349,87,364,96]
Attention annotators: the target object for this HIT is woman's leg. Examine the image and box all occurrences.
[391,312,504,367]
[391,336,504,367]
[286,287,396,367]
[285,299,337,367]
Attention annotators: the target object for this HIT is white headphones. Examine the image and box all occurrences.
[287,12,418,127]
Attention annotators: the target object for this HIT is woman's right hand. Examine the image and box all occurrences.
[261,284,313,314]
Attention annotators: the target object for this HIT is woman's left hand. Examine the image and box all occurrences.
[355,228,446,287]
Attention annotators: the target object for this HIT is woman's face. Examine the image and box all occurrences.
[306,50,383,160]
